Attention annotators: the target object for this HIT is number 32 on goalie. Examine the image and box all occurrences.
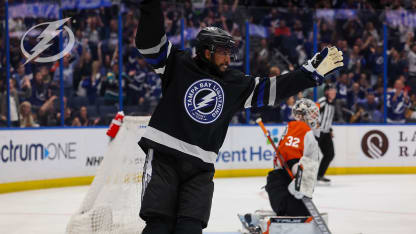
[285,136,300,148]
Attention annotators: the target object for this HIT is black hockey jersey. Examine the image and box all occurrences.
[135,0,317,165]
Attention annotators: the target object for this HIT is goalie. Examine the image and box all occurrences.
[265,98,322,216]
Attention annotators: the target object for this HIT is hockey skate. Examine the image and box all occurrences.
[238,213,262,234]
[317,176,331,186]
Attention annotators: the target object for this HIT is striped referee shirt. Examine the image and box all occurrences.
[317,96,335,133]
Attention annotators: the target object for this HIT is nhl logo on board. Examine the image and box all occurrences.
[184,79,225,124]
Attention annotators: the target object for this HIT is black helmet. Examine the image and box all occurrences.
[195,27,236,58]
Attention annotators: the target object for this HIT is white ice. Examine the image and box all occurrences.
[0,174,416,234]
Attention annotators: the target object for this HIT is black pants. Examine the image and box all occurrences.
[265,169,309,216]
[140,148,215,234]
[317,132,335,177]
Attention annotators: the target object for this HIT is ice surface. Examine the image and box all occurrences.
[0,175,415,234]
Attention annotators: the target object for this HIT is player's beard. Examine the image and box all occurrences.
[218,63,229,72]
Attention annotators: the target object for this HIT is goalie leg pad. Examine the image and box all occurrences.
[266,169,309,216]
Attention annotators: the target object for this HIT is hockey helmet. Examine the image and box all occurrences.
[195,27,237,59]
[292,98,320,129]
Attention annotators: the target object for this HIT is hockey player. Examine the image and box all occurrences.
[135,1,343,233]
[265,98,322,216]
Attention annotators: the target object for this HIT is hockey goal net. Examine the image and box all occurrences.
[66,116,149,234]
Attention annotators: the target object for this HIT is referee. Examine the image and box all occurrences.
[315,84,337,183]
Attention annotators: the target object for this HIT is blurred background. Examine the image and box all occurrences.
[1,0,416,128]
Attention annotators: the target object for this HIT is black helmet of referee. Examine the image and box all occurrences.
[195,26,236,60]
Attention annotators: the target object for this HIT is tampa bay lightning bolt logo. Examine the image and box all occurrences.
[184,79,225,124]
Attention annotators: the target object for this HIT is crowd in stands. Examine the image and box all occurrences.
[1,0,416,127]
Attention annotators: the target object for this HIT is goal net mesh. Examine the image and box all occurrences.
[66,116,149,234]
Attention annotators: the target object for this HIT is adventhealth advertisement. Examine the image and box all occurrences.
[0,128,108,183]
[215,125,285,170]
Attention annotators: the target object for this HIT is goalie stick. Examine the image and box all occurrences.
[256,118,331,234]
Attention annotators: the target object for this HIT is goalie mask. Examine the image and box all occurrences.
[292,98,320,129]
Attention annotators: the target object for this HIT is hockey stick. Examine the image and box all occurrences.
[256,118,331,234]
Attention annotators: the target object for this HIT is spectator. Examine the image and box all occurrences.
[358,73,370,94]
[280,96,295,123]
[347,45,364,71]
[274,20,291,37]
[319,20,333,43]
[81,61,102,105]
[388,47,406,87]
[347,82,366,109]
[350,103,370,123]
[363,22,380,43]
[39,66,52,84]
[335,73,350,122]
[84,14,103,45]
[0,79,20,127]
[228,31,244,71]
[125,57,149,106]
[11,62,29,89]
[405,37,416,93]
[61,106,75,126]
[367,43,384,86]
[38,95,59,126]
[361,92,383,123]
[17,75,32,102]
[145,72,162,106]
[30,71,50,107]
[101,62,125,105]
[292,19,305,44]
[19,101,39,128]
[75,49,94,97]
[386,79,411,123]
[405,93,416,122]
[72,106,100,126]
[106,19,119,52]
[343,18,363,47]
[253,38,270,76]
[53,54,77,98]
[350,92,381,123]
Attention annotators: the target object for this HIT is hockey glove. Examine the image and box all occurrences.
[288,169,305,200]
[302,46,344,85]
[287,156,320,200]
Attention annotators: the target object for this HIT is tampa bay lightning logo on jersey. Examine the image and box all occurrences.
[184,79,225,124]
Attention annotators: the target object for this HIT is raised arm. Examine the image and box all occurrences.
[244,46,343,109]
[135,0,172,77]
[243,69,316,108]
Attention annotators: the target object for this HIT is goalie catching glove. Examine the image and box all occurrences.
[302,46,344,85]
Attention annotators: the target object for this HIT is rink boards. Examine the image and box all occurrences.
[1,124,416,193]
